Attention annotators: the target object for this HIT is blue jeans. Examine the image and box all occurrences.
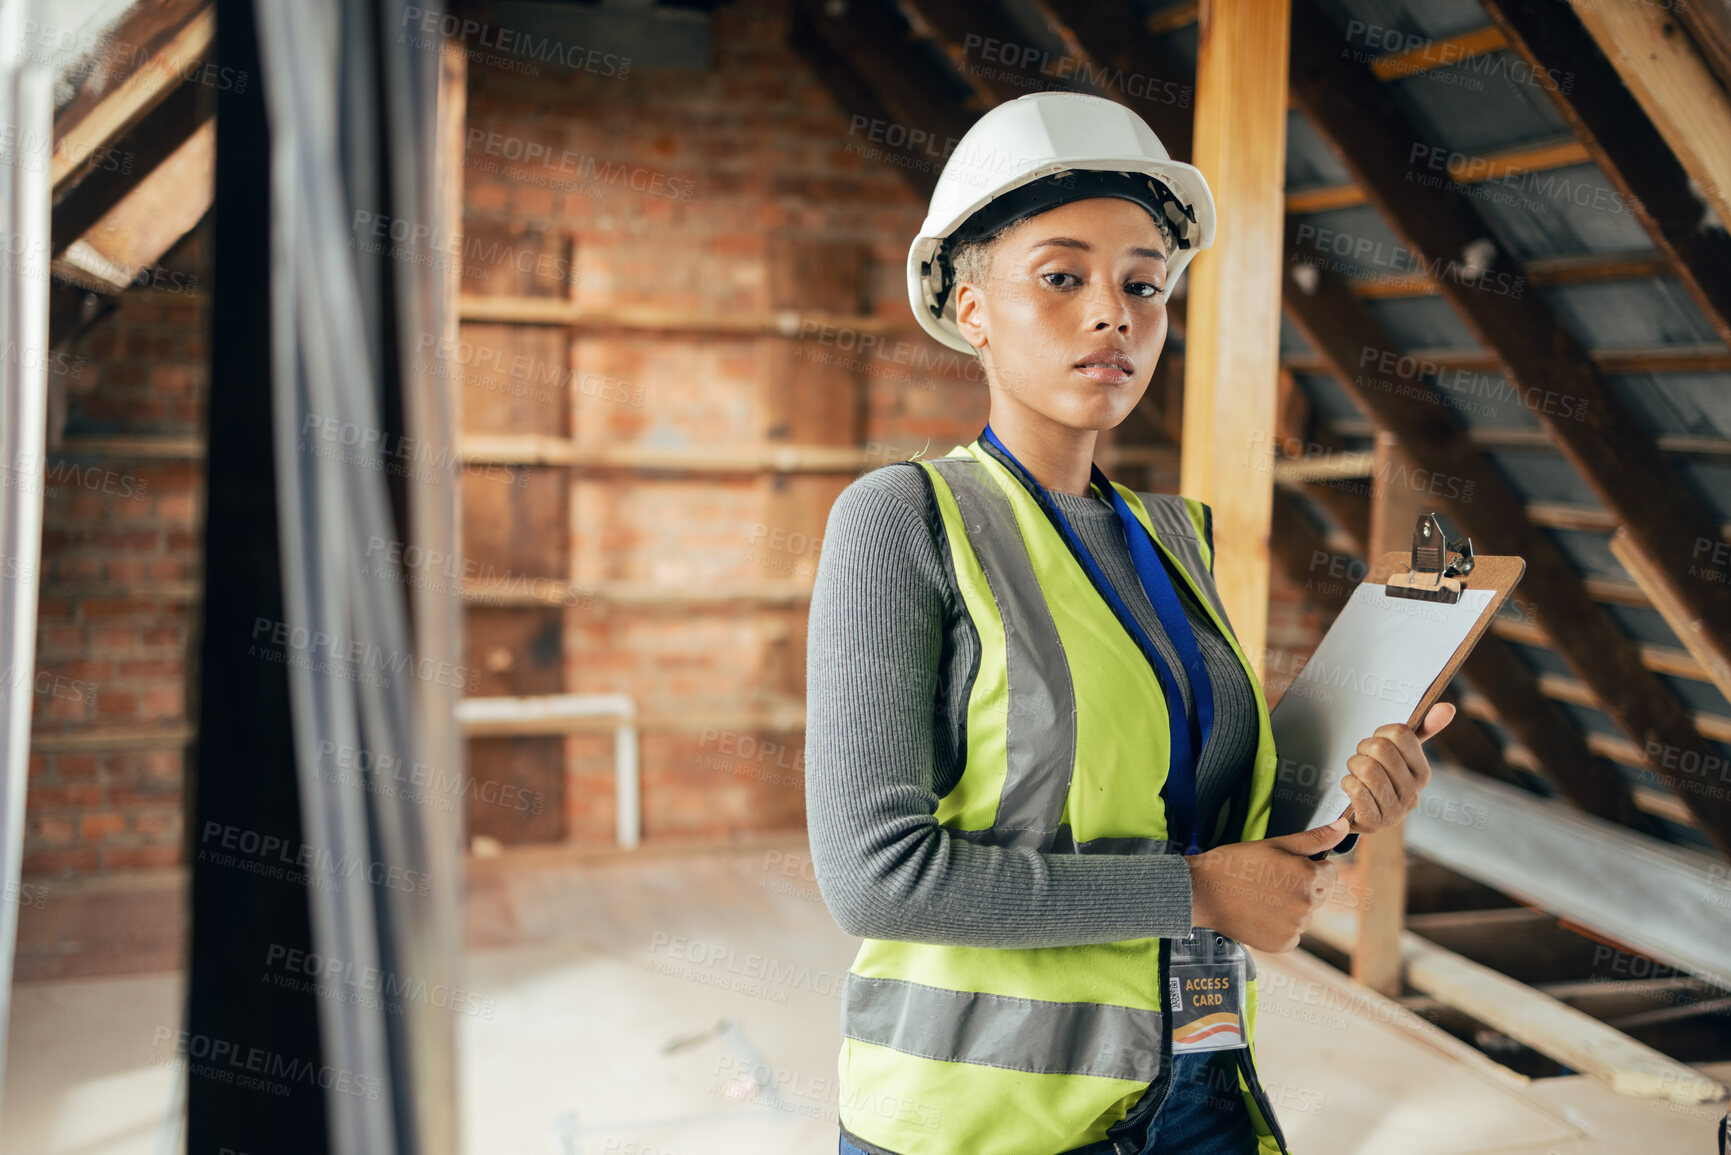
[836,1049,1257,1155]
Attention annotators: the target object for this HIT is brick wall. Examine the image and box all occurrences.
[24,223,208,877]
[22,1,1331,871]
[453,0,977,846]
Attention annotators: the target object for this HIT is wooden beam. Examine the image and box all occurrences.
[1371,25,1508,81]
[51,0,214,193]
[51,120,214,293]
[1144,3,1198,37]
[790,0,976,180]
[1268,418,1533,791]
[1289,0,1731,855]
[1675,0,1731,98]
[787,0,940,198]
[460,436,879,473]
[896,0,1030,106]
[1307,904,1726,1103]
[1280,240,1659,837]
[52,79,214,260]
[1022,0,1196,157]
[1285,138,1590,214]
[1348,252,1679,301]
[1481,0,1731,348]
[1610,527,1731,711]
[1291,344,1731,377]
[1563,0,1731,254]
[1178,0,1289,680]
[1351,432,1427,996]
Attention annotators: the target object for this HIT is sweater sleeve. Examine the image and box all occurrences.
[803,467,1197,948]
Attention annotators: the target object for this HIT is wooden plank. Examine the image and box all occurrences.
[1493,599,1724,687]
[1178,0,1289,680]
[1371,25,1508,81]
[51,120,214,293]
[789,0,977,169]
[1288,2,1731,855]
[1280,233,1658,838]
[31,724,195,753]
[457,293,921,337]
[1482,0,1731,349]
[1563,0,1731,263]
[1610,527,1731,714]
[1406,765,1731,984]
[55,436,206,459]
[1023,0,1198,156]
[460,436,877,473]
[1285,139,1590,214]
[787,0,940,198]
[1352,433,1426,996]
[51,0,213,192]
[1144,2,1198,37]
[1349,252,1679,300]
[1292,345,1731,377]
[898,0,1033,106]
[1308,903,1727,1103]
[51,79,213,260]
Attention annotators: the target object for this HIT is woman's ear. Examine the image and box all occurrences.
[953,281,989,353]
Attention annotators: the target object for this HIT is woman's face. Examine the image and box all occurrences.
[953,196,1169,434]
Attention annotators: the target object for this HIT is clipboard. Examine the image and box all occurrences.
[1264,513,1526,840]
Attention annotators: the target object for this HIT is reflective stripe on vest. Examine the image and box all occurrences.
[835,441,1286,1155]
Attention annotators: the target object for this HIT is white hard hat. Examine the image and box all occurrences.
[908,92,1216,355]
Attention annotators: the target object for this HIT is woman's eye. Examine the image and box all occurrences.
[1041,271,1080,288]
[1128,281,1165,299]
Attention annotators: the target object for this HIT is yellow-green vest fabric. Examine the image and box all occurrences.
[835,439,1288,1155]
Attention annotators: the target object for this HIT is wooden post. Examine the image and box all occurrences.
[1353,430,1424,995]
[1181,0,1290,679]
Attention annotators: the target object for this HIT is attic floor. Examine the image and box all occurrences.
[7,836,1727,1153]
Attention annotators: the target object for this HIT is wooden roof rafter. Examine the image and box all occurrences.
[1287,0,1731,855]
[1478,0,1731,351]
[1275,244,1657,839]
[783,0,1652,842]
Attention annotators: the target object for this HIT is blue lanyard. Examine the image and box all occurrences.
[979,425,1216,855]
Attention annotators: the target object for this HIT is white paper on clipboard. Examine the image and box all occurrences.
[1265,581,1496,837]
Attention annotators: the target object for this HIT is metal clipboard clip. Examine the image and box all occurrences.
[1384,512,1474,605]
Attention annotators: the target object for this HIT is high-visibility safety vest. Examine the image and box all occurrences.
[835,438,1291,1155]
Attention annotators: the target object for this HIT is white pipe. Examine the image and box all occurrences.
[454,694,640,848]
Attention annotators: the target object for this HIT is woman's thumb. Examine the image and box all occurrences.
[1265,815,1350,856]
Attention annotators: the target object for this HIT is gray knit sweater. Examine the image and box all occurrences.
[804,459,1261,949]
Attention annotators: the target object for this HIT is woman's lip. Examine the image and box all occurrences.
[1075,364,1132,384]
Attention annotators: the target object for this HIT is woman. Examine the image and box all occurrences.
[805,92,1452,1155]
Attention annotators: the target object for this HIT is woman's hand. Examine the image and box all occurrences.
[1340,702,1455,835]
[1186,818,1352,953]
